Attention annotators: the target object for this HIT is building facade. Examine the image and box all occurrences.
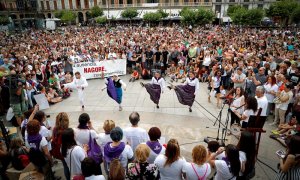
[0,0,275,23]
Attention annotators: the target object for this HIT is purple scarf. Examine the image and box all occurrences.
[104,142,125,162]
[155,77,161,82]
[106,77,118,102]
[146,141,162,154]
[27,134,42,150]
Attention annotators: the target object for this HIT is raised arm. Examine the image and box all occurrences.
[81,77,88,88]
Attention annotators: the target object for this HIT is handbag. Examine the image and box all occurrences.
[87,130,103,164]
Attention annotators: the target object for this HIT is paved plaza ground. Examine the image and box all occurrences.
[44,75,282,179]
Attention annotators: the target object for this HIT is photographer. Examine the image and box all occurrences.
[245,67,267,98]
[63,55,74,76]
[275,135,300,179]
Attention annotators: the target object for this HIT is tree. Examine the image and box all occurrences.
[60,10,77,24]
[245,8,264,25]
[179,7,197,25]
[230,7,247,25]
[292,6,300,23]
[196,8,215,25]
[227,5,243,17]
[95,16,107,24]
[266,0,299,25]
[157,8,168,19]
[0,16,9,25]
[121,8,138,19]
[90,6,104,18]
[54,10,63,18]
[143,12,162,26]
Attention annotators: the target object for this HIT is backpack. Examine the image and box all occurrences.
[11,148,30,170]
[28,142,47,167]
[50,128,63,160]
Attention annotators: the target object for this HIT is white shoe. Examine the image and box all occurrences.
[119,106,123,111]
[269,122,278,126]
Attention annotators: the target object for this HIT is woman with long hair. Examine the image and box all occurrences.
[208,144,241,180]
[61,128,88,178]
[275,135,300,179]
[109,159,125,180]
[230,87,245,126]
[50,112,70,179]
[183,145,211,180]
[154,138,186,180]
[234,96,258,128]
[209,70,222,108]
[237,131,256,179]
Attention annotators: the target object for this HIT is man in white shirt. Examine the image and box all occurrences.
[123,112,149,152]
[63,72,88,109]
[255,86,268,117]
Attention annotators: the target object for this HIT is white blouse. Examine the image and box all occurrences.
[151,77,166,92]
[185,78,200,90]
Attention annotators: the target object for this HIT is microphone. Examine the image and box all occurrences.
[235,104,246,110]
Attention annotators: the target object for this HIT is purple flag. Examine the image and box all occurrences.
[106,77,118,103]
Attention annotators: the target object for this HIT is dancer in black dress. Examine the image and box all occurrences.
[168,71,199,112]
[140,72,166,109]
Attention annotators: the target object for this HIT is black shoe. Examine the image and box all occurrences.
[167,86,172,90]
[82,105,84,109]
[156,104,159,109]
[140,82,145,87]
[189,108,192,112]
[129,78,132,82]
[132,78,135,82]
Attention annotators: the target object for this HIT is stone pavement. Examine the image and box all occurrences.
[44,75,282,180]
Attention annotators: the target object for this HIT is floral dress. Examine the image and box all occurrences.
[126,162,159,180]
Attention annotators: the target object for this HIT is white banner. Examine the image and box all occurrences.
[73,59,127,80]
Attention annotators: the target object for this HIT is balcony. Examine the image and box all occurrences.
[105,2,212,9]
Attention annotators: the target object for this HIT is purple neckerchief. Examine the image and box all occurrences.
[27,134,42,150]
[189,77,195,81]
[106,77,118,103]
[146,141,162,154]
[104,142,125,162]
[155,77,161,82]
[77,125,89,129]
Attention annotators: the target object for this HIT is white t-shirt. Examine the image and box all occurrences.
[85,175,106,180]
[64,146,86,177]
[242,109,255,123]
[239,151,247,176]
[255,96,268,116]
[213,76,221,88]
[154,154,186,180]
[264,84,278,103]
[214,160,236,180]
[183,162,211,180]
[279,91,294,110]
[73,128,99,146]
[106,144,134,168]
[25,126,51,150]
[123,127,149,152]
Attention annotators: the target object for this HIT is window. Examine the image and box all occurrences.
[215,5,221,13]
[244,0,249,2]
[84,0,89,8]
[243,4,248,9]
[69,0,73,9]
[54,0,57,9]
[111,0,114,4]
[127,0,132,4]
[204,0,209,2]
[46,1,50,10]
[61,0,65,9]
[76,0,81,8]
[102,0,106,5]
[174,0,179,3]
[137,0,141,4]
[216,0,222,2]
[257,4,263,8]
[229,0,235,2]
[40,1,44,10]
[94,0,97,6]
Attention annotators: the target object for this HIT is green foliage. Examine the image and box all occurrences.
[292,6,300,23]
[143,12,162,22]
[245,8,264,25]
[180,7,215,25]
[59,10,77,23]
[90,6,104,18]
[121,8,138,19]
[54,10,63,18]
[266,0,300,24]
[227,5,243,17]
[95,16,107,24]
[157,8,169,19]
[229,7,264,25]
[0,16,9,25]
[196,8,215,25]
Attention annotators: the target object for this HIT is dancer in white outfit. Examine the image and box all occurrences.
[63,72,88,109]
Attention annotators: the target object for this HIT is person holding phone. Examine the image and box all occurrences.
[275,136,300,179]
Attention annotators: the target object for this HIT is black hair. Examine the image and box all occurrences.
[110,127,123,142]
[81,157,97,177]
[33,111,46,123]
[226,144,241,177]
[78,113,90,129]
[207,141,220,153]
[246,97,258,113]
[237,131,256,175]
[61,128,77,157]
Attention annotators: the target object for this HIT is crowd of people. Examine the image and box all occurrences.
[0,24,300,179]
